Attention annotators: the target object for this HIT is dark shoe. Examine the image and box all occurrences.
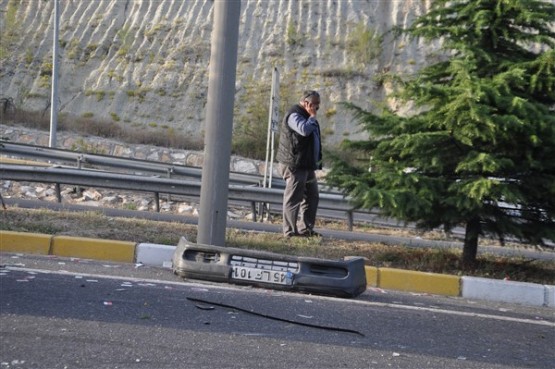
[300,230,321,237]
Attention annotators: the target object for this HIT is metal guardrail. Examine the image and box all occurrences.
[0,141,344,193]
[3,143,538,235]
[0,141,284,187]
[2,142,544,244]
[0,164,362,229]
[0,141,362,223]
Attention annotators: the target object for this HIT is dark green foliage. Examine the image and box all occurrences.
[232,82,270,161]
[327,0,555,266]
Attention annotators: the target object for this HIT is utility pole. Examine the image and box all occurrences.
[49,0,60,148]
[263,67,280,189]
[197,1,241,246]
[260,67,280,221]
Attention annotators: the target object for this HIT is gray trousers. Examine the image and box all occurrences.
[279,164,319,236]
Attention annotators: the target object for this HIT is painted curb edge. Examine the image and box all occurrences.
[1,231,552,307]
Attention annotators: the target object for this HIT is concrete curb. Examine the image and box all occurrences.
[461,276,552,307]
[1,231,553,308]
[377,267,460,296]
[0,230,135,263]
[136,243,175,268]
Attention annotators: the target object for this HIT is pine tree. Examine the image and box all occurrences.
[326,0,555,267]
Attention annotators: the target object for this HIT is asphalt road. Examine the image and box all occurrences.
[1,253,554,369]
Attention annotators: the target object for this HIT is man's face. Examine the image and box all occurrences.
[303,97,320,112]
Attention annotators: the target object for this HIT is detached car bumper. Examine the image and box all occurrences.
[172,237,367,298]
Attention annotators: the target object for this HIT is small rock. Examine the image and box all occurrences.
[178,204,194,213]
[227,211,240,219]
[44,188,56,197]
[82,189,102,201]
[101,195,122,205]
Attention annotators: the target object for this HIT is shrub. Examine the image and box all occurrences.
[232,79,273,160]
[286,21,304,47]
[66,39,81,60]
[70,138,107,155]
[347,23,383,64]
[40,61,53,76]
[110,112,120,122]
[325,107,337,118]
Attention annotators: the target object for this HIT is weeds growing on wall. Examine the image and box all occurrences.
[0,0,20,60]
[346,23,383,65]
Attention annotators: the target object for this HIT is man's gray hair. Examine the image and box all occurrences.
[302,90,320,101]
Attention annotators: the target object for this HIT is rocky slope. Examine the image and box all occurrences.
[0,0,433,146]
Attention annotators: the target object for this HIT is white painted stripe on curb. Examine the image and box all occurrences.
[545,285,555,308]
[462,277,547,307]
[136,243,176,268]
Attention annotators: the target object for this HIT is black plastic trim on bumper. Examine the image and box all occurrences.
[172,237,367,298]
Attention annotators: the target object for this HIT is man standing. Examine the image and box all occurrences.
[276,90,322,238]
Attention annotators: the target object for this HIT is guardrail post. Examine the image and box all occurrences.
[55,183,61,203]
[76,156,83,197]
[347,210,354,231]
[154,192,160,212]
[258,203,272,223]
[166,168,173,202]
[257,200,264,223]
[251,201,257,222]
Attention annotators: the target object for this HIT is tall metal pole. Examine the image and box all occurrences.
[263,67,280,189]
[49,0,60,148]
[197,0,241,246]
[260,67,280,221]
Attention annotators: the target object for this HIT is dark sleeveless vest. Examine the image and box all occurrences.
[276,104,322,170]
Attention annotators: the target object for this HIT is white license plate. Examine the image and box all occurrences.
[231,266,291,285]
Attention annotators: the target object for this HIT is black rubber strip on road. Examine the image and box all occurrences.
[186,296,365,337]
